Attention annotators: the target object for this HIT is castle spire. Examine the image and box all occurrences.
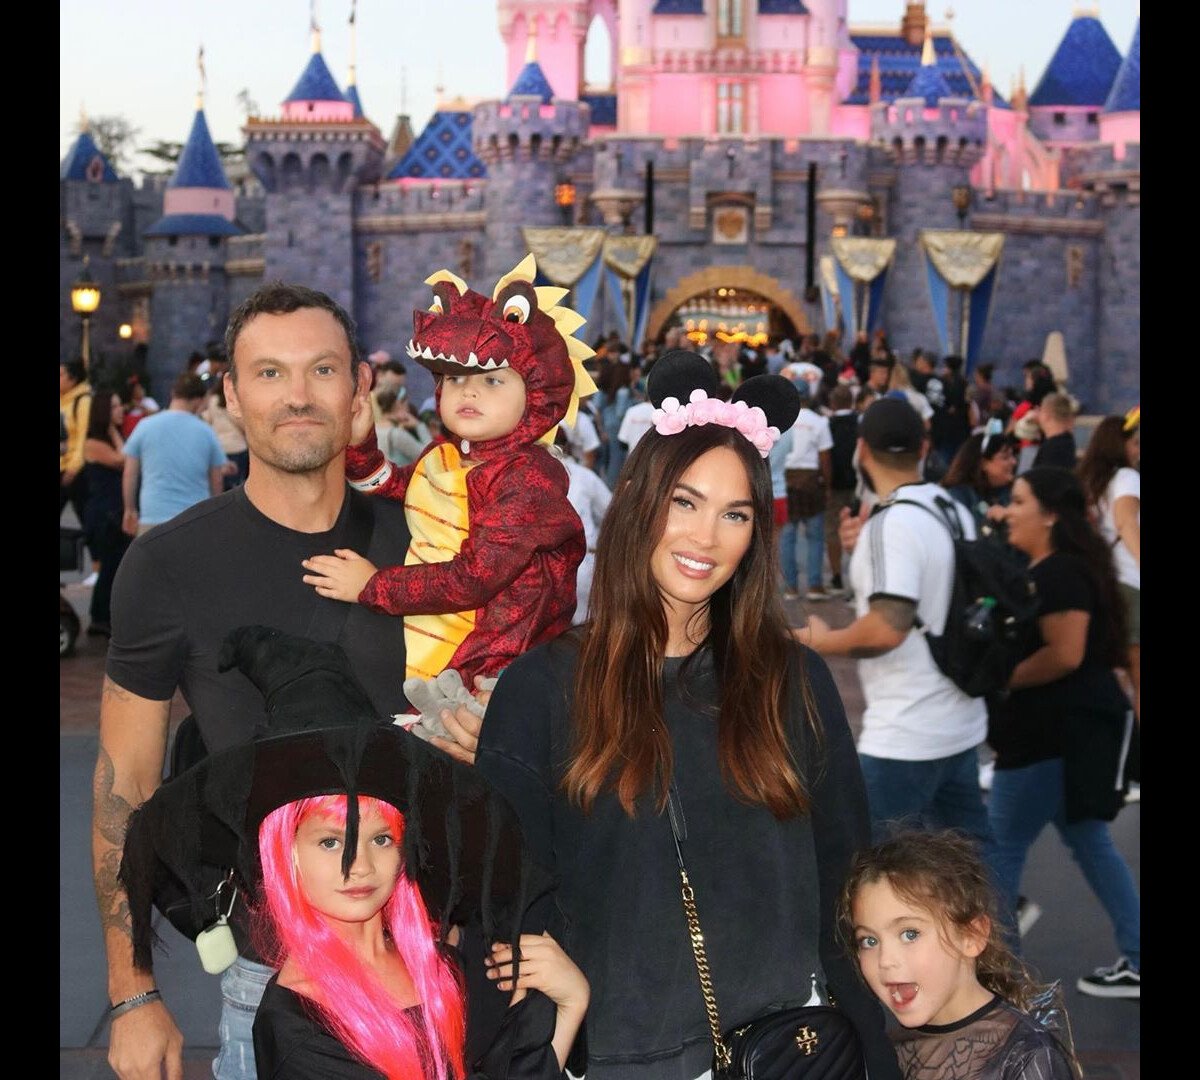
[348,0,357,85]
[310,0,321,53]
[196,44,206,111]
[868,56,881,104]
[526,19,538,64]
[79,101,89,132]
[921,24,936,67]
[1011,66,1028,112]
[981,60,993,104]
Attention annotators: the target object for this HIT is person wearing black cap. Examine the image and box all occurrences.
[798,397,992,853]
[119,626,588,1079]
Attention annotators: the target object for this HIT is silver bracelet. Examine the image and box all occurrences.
[109,989,161,1020]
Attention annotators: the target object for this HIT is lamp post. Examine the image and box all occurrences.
[554,176,577,225]
[70,255,102,371]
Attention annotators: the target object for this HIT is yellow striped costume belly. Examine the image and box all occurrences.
[404,443,476,681]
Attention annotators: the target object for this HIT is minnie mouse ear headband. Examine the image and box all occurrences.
[646,349,802,457]
[118,626,545,973]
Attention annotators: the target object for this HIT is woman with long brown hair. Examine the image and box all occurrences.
[1078,409,1141,722]
[472,352,897,1080]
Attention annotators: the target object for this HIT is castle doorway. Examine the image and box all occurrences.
[646,266,811,345]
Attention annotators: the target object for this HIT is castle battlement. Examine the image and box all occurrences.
[1058,142,1141,193]
[870,99,987,167]
[473,96,590,164]
[356,182,487,219]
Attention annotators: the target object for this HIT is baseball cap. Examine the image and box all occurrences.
[861,397,925,454]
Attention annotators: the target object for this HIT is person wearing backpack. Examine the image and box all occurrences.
[797,398,993,856]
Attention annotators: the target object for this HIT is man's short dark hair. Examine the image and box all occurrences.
[224,281,361,387]
[172,373,208,401]
[976,363,994,381]
[61,357,87,385]
[377,359,407,377]
[943,355,963,373]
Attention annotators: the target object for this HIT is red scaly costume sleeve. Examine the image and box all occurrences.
[357,448,582,616]
[344,428,417,502]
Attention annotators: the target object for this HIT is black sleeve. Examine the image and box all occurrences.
[106,535,189,700]
[469,991,565,1080]
[797,646,901,1080]
[1032,556,1093,618]
[252,988,383,1079]
[476,650,563,872]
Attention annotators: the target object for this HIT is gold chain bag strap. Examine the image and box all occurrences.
[666,787,865,1080]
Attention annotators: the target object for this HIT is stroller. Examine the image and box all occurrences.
[59,526,85,657]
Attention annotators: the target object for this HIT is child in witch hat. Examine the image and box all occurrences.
[119,624,587,1080]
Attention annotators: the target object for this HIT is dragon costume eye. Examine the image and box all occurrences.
[430,295,444,314]
[430,280,461,315]
[502,295,531,324]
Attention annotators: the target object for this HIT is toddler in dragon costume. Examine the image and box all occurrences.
[302,255,595,730]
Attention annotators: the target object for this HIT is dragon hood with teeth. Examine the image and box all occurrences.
[406,254,598,459]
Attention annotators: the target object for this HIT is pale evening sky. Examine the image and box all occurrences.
[59,1,1139,174]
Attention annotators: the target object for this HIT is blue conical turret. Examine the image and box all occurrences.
[899,30,953,106]
[1104,20,1140,113]
[1029,14,1122,107]
[61,120,119,182]
[170,108,232,190]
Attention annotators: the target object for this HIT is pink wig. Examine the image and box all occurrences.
[257,795,466,1080]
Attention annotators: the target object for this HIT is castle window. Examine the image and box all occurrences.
[1052,112,1066,125]
[717,82,744,134]
[1087,112,1098,124]
[717,0,743,40]
[209,236,220,249]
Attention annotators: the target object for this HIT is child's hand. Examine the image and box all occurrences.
[485,933,589,1013]
[301,549,378,602]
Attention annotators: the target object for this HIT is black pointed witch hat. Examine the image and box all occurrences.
[118,625,546,973]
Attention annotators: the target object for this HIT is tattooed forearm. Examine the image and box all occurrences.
[93,746,137,940]
[93,746,136,846]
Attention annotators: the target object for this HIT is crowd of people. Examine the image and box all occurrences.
[61,278,1138,1080]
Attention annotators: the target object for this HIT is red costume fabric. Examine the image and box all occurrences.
[346,258,592,684]
[345,436,582,682]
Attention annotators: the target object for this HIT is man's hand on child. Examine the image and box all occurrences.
[301,549,378,602]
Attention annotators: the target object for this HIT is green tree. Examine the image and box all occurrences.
[75,114,142,173]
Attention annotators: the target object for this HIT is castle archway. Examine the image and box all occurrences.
[646,266,812,344]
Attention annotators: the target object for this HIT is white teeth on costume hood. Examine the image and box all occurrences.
[409,345,511,370]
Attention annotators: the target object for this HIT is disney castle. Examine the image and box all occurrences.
[59,0,1139,412]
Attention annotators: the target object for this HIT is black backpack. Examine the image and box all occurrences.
[880,495,1039,698]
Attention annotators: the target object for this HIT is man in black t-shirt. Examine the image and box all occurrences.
[1031,392,1078,470]
[92,283,465,1080]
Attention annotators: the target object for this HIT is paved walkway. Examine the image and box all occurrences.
[60,583,1138,1079]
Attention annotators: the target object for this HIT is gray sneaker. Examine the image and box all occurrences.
[1076,957,1140,999]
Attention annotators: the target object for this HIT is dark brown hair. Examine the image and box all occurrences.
[941,431,1016,495]
[563,424,818,819]
[1077,415,1136,508]
[225,280,361,387]
[1020,467,1128,667]
[838,830,1042,1012]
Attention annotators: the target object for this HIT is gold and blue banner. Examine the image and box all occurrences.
[919,230,1004,370]
[521,227,607,323]
[830,238,896,347]
[602,235,657,347]
[818,256,842,340]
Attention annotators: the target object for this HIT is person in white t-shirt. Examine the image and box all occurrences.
[555,432,613,624]
[564,407,602,471]
[1079,410,1141,722]
[617,399,656,455]
[797,398,992,850]
[779,381,833,600]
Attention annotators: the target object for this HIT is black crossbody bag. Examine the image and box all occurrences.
[666,787,865,1080]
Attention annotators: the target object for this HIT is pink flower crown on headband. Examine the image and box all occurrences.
[652,388,781,457]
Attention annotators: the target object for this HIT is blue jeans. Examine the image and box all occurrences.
[779,512,825,590]
[858,747,994,845]
[989,757,1140,969]
[213,956,275,1079]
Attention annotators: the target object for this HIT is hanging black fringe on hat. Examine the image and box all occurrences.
[119,625,550,974]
